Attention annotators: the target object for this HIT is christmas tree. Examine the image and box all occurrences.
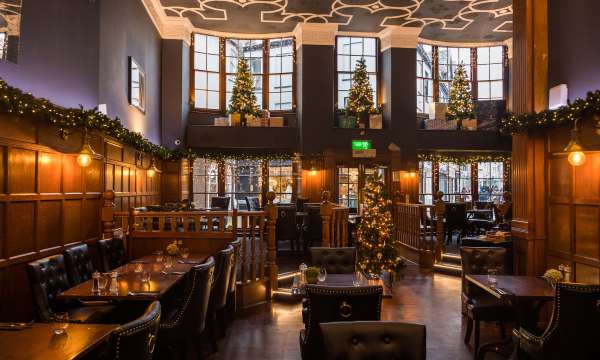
[446,63,475,120]
[346,58,375,116]
[356,174,405,275]
[228,57,259,116]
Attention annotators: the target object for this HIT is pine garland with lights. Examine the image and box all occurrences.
[356,173,405,275]
[418,153,511,165]
[346,58,375,117]
[228,57,259,117]
[446,64,475,121]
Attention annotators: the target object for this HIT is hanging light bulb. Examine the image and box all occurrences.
[147,158,161,178]
[77,130,98,167]
[564,120,586,166]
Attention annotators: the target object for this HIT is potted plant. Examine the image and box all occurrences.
[346,58,375,129]
[446,63,476,130]
[369,104,383,129]
[543,268,563,288]
[305,267,320,284]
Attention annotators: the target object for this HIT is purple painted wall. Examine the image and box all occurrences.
[549,0,600,100]
[0,0,99,109]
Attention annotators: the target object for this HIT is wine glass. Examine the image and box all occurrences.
[353,271,362,287]
[164,256,174,270]
[153,250,164,263]
[52,312,69,335]
[488,268,498,288]
[181,248,190,260]
[318,266,327,282]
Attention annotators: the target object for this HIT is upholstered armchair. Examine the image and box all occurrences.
[210,196,230,210]
[245,196,261,211]
[460,246,513,359]
[276,205,299,251]
[445,203,468,243]
[512,283,600,360]
[310,247,356,274]
[63,244,95,285]
[97,237,128,273]
[320,321,426,360]
[300,285,382,360]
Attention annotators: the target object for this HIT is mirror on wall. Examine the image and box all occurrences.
[0,0,22,63]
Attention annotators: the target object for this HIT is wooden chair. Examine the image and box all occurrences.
[275,205,299,251]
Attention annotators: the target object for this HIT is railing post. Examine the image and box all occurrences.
[265,191,278,293]
[101,190,115,239]
[320,191,333,247]
[434,191,446,262]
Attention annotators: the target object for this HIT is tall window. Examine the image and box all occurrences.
[268,159,293,203]
[336,37,377,108]
[193,34,220,109]
[225,39,264,109]
[192,158,219,209]
[439,163,471,203]
[338,167,359,210]
[417,44,434,113]
[438,47,471,102]
[419,161,433,205]
[477,162,504,203]
[268,38,294,111]
[477,46,504,100]
[129,57,145,112]
[0,32,6,60]
[225,159,263,210]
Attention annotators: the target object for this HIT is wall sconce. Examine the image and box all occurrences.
[146,158,161,178]
[564,119,586,167]
[309,159,318,176]
[77,129,100,167]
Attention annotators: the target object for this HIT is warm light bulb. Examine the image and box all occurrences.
[568,151,586,166]
[77,152,91,167]
[147,168,156,177]
[409,172,416,178]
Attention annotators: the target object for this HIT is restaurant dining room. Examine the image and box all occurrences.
[1,0,600,359]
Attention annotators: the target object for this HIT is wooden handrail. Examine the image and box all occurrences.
[319,191,350,247]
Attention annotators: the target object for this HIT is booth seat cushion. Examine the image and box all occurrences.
[310,247,356,274]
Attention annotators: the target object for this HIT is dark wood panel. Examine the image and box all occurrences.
[63,199,82,245]
[122,167,130,193]
[62,155,82,193]
[575,262,600,284]
[548,204,570,254]
[85,159,103,193]
[82,199,101,240]
[38,152,62,194]
[574,205,599,261]
[114,165,123,193]
[105,142,123,162]
[8,148,36,194]
[0,146,5,194]
[573,153,600,202]
[6,202,35,258]
[37,201,62,251]
[548,157,571,198]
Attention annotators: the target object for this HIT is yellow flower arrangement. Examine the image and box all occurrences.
[166,241,179,256]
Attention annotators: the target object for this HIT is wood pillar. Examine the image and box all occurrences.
[101,190,116,239]
[320,190,333,247]
[265,191,278,293]
[434,191,446,262]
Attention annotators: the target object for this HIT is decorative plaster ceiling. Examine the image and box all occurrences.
[157,0,512,42]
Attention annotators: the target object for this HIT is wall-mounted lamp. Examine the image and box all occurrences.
[146,158,161,178]
[565,119,586,167]
[77,130,100,167]
[308,159,318,176]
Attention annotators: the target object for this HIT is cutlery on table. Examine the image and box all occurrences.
[127,291,160,296]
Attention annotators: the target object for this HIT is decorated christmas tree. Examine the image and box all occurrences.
[346,58,375,116]
[356,174,405,275]
[228,57,259,117]
[446,63,475,120]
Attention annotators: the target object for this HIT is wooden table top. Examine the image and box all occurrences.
[466,275,555,301]
[58,253,210,301]
[312,273,392,297]
[0,323,117,360]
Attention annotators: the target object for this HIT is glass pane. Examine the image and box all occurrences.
[364,56,376,72]
[270,56,282,73]
[364,38,376,55]
[350,38,362,55]
[338,90,349,108]
[207,91,219,109]
[269,92,281,110]
[196,71,207,90]
[226,57,238,73]
[269,39,282,56]
[478,82,490,99]
[477,47,489,64]
[490,63,503,80]
[253,75,262,91]
[269,74,280,92]
[448,48,459,64]
[280,92,292,110]
[490,81,503,99]
[490,46,503,63]
[438,47,448,64]
[226,75,235,92]
[207,72,219,91]
[196,89,207,108]
[478,64,490,81]
[459,48,471,65]
[337,37,350,55]
[337,55,350,72]
[207,54,219,72]
[338,73,351,91]
[207,35,219,54]
[195,34,206,53]
[280,74,292,91]
[281,55,293,73]
[195,52,206,71]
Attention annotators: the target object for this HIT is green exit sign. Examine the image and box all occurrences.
[352,140,372,150]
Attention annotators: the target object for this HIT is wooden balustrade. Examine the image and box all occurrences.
[319,191,350,247]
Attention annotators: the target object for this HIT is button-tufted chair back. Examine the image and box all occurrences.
[320,321,426,360]
[26,254,72,321]
[245,196,262,211]
[210,196,230,210]
[210,245,234,311]
[106,301,161,360]
[228,239,241,296]
[276,205,298,244]
[310,247,356,274]
[460,247,507,297]
[97,237,128,272]
[304,203,322,246]
[300,285,382,360]
[63,244,95,286]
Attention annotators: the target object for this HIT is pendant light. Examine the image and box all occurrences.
[565,119,586,167]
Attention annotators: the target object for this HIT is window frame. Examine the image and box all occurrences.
[477,161,504,203]
[417,43,434,114]
[191,33,296,114]
[191,158,220,209]
[225,159,264,210]
[0,32,7,60]
[476,46,505,101]
[268,159,294,204]
[128,57,146,113]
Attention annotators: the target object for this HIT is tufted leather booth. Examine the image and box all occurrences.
[63,244,95,285]
[27,254,113,323]
[97,237,128,272]
[310,247,356,274]
[511,283,600,360]
[460,246,513,359]
[210,196,230,210]
[101,301,161,360]
[300,285,382,360]
[320,321,426,360]
[226,239,242,322]
[158,257,214,358]
[207,245,234,351]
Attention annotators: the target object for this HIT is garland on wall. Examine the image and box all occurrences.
[500,90,600,134]
[0,78,293,162]
[418,153,511,165]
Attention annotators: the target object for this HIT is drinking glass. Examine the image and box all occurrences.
[353,271,362,287]
[318,266,327,282]
[98,274,108,291]
[181,248,190,259]
[488,268,498,288]
[153,250,164,263]
[53,312,69,335]
[141,270,151,283]
[164,256,174,270]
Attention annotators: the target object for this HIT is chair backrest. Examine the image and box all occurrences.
[296,197,309,213]
[535,283,600,360]
[108,301,161,360]
[160,257,215,335]
[445,203,467,228]
[459,247,507,296]
[211,196,230,210]
[320,321,426,360]
[303,285,383,359]
[63,244,95,286]
[97,237,128,273]
[276,205,297,241]
[26,254,72,321]
[310,247,356,274]
[245,196,261,211]
[475,201,493,210]
[210,245,234,311]
[228,239,242,295]
[305,203,322,244]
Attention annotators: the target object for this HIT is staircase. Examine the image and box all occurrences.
[433,252,462,276]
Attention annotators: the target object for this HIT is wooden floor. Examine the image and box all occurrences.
[209,265,507,360]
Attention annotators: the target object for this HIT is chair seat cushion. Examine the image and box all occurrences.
[466,295,513,321]
[68,304,117,323]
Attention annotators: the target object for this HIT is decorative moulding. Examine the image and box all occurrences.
[293,23,339,49]
[378,26,422,51]
[142,0,193,45]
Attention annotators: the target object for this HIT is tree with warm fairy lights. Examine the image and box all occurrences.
[346,57,375,122]
[446,63,475,122]
[356,173,405,276]
[228,57,259,118]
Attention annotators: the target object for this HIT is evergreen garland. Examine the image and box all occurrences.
[446,64,475,120]
[418,153,510,165]
[346,58,375,116]
[228,57,260,116]
[356,173,405,275]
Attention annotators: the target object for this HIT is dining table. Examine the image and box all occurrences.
[0,323,118,360]
[57,253,210,301]
[308,273,392,298]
